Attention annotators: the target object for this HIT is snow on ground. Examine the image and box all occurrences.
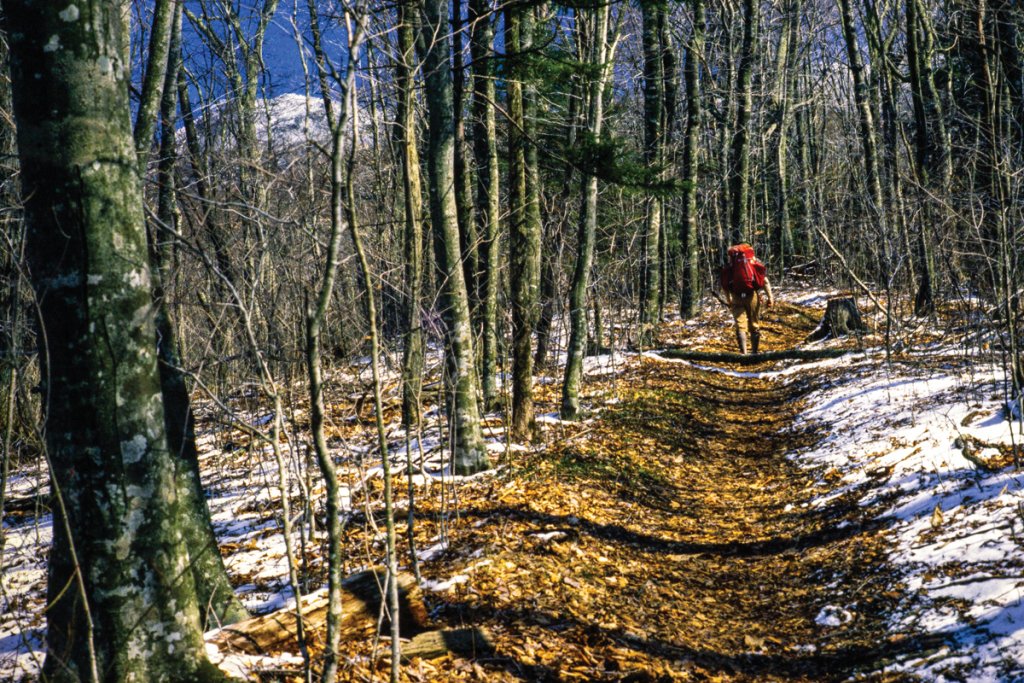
[0,329,630,680]
[786,348,1024,681]
[3,292,1022,680]
[0,509,48,679]
[652,288,1024,679]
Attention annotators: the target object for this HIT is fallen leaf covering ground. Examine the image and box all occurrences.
[5,293,1021,681]
[252,298,927,682]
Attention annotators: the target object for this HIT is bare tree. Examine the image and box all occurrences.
[419,0,490,472]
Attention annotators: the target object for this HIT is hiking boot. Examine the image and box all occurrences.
[736,330,748,355]
[751,330,761,354]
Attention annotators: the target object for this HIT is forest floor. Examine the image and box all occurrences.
[362,302,912,682]
[3,292,1023,681]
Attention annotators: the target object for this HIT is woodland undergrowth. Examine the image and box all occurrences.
[221,297,949,682]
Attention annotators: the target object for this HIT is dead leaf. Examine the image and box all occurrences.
[744,634,766,650]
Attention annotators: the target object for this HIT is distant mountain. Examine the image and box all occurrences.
[260,94,333,150]
[182,93,334,156]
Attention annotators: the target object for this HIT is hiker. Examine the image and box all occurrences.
[719,243,774,354]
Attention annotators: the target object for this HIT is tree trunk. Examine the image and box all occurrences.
[906,0,936,315]
[729,0,760,244]
[659,20,678,321]
[398,0,425,428]
[562,1,612,419]
[716,13,738,256]
[419,0,490,472]
[470,0,503,411]
[679,0,705,319]
[133,0,176,170]
[639,0,666,345]
[403,628,495,661]
[3,0,227,678]
[805,297,869,341]
[837,0,887,249]
[150,6,248,631]
[506,4,542,441]
[345,55,405,676]
[306,15,367,680]
[209,570,428,655]
[534,252,559,370]
[993,0,1024,150]
[771,0,801,272]
[452,1,478,310]
[864,4,911,296]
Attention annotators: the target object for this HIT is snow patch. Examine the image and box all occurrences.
[792,347,1024,681]
[814,605,853,627]
[421,574,469,592]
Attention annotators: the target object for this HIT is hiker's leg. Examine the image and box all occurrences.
[732,304,749,354]
[749,293,762,353]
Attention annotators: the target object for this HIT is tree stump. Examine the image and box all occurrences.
[805,297,869,342]
[207,569,428,655]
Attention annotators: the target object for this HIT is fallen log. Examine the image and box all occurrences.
[208,569,428,655]
[402,628,495,662]
[655,347,857,365]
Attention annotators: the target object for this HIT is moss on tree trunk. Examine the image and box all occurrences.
[419,0,489,473]
[3,0,228,679]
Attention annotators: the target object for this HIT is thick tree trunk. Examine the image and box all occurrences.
[470,0,502,411]
[679,0,705,319]
[150,7,248,631]
[506,4,542,441]
[209,570,428,655]
[452,2,479,309]
[805,298,869,341]
[729,0,760,244]
[659,347,855,364]
[3,0,226,679]
[402,628,494,662]
[639,0,667,345]
[906,0,936,315]
[562,2,612,420]
[658,21,678,322]
[419,0,490,472]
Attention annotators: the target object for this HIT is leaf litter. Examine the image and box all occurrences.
[3,291,1023,681]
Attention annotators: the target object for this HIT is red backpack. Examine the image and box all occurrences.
[720,243,767,296]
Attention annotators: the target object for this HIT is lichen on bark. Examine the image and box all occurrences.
[2,0,229,679]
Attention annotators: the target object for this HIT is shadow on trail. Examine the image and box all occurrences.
[458,504,891,559]
[441,600,942,682]
[421,332,921,682]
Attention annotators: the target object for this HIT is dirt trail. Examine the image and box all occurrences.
[336,302,922,682]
